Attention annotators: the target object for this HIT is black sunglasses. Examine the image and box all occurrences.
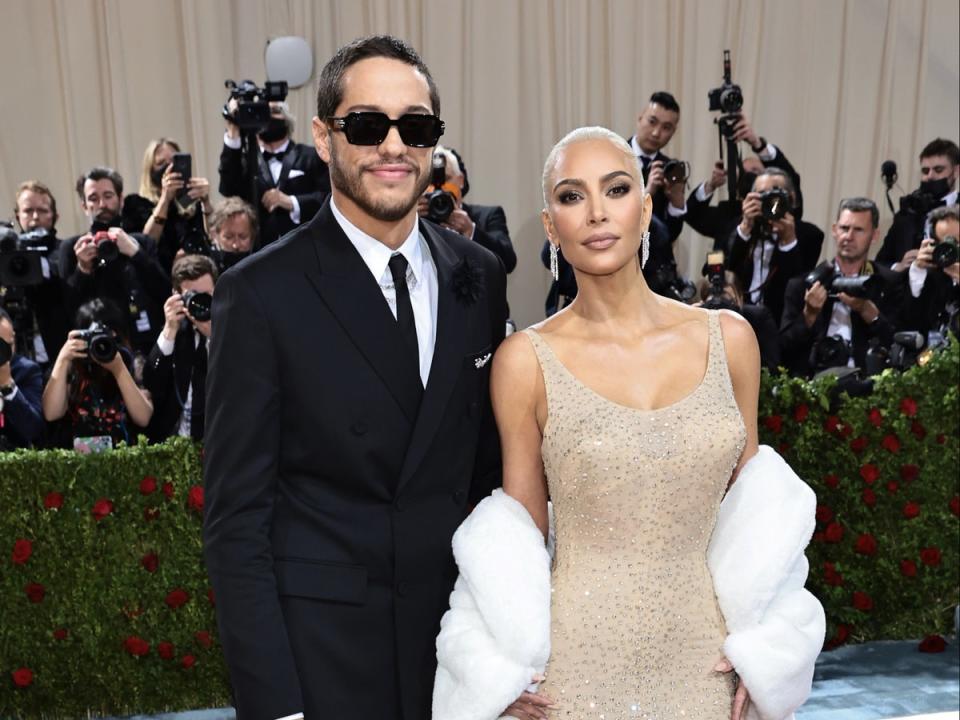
[327,112,444,148]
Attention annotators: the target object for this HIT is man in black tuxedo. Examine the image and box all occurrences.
[219,98,331,247]
[724,168,824,326]
[204,35,508,720]
[876,138,959,271]
[780,198,904,377]
[0,308,44,450]
[903,204,960,338]
[143,254,216,442]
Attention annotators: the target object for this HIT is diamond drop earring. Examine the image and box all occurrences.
[549,243,560,281]
[641,231,650,269]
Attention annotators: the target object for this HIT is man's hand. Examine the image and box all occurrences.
[442,207,476,238]
[803,281,827,327]
[838,293,880,323]
[914,238,936,270]
[0,358,12,387]
[107,228,140,258]
[772,212,797,247]
[261,188,293,213]
[894,248,919,272]
[732,113,761,150]
[738,192,762,236]
[646,159,665,195]
[74,234,98,274]
[224,98,240,140]
[705,162,726,194]
[162,293,186,342]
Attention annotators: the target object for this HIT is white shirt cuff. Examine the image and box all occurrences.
[737,225,751,241]
[695,183,713,202]
[1,384,18,401]
[778,238,799,252]
[289,195,301,225]
[908,262,928,298]
[223,132,241,150]
[275,714,304,720]
[758,143,777,161]
[667,201,687,217]
[156,333,176,356]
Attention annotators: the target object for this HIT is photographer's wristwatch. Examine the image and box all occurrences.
[751,136,767,154]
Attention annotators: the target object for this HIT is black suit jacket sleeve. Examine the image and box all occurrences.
[876,211,925,268]
[779,276,817,373]
[203,269,304,717]
[218,144,251,203]
[5,357,45,446]
[466,205,517,273]
[289,148,331,222]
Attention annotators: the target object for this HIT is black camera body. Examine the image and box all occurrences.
[662,159,690,186]
[182,290,213,322]
[810,334,851,372]
[701,251,738,311]
[752,187,793,241]
[222,79,288,132]
[933,235,959,269]
[899,188,941,217]
[0,227,56,287]
[76,322,117,364]
[708,50,744,141]
[426,152,457,224]
[649,260,697,303]
[804,264,879,300]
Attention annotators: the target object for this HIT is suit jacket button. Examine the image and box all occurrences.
[396,581,408,597]
[351,421,368,436]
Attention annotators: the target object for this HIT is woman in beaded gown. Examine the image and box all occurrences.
[491,127,760,720]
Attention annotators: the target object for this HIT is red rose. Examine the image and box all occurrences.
[950,496,960,517]
[763,415,783,434]
[187,485,204,512]
[854,533,877,556]
[899,397,918,417]
[11,539,32,565]
[12,667,33,687]
[918,635,947,653]
[207,588,216,606]
[852,590,873,611]
[936,433,946,445]
[859,464,880,484]
[903,502,921,519]
[139,476,157,495]
[195,630,212,649]
[900,559,917,577]
[43,491,63,510]
[157,641,175,660]
[824,521,844,543]
[824,474,840,489]
[862,488,877,507]
[839,422,853,439]
[182,654,196,669]
[793,403,810,423]
[162,482,174,500]
[143,507,160,521]
[826,623,850,648]
[886,481,899,494]
[91,498,114,521]
[25,582,45,603]
[911,420,927,440]
[900,464,919,482]
[165,588,189,609]
[867,407,883,427]
[920,547,941,566]
[824,416,841,434]
[124,635,150,657]
[53,628,69,640]
[850,436,869,454]
[815,505,834,523]
[881,434,901,454]
[823,562,844,587]
[141,552,159,573]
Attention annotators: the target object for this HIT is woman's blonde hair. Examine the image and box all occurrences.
[138,137,181,202]
[541,126,644,207]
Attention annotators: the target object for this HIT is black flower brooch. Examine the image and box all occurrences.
[451,257,485,305]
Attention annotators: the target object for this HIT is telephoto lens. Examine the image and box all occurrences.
[182,291,213,322]
[933,236,959,269]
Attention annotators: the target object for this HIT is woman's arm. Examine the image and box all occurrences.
[490,332,550,540]
[41,332,86,421]
[719,310,761,484]
[112,360,154,428]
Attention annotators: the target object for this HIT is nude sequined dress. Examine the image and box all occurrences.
[526,311,746,719]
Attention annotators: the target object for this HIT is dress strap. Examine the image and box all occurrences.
[522,328,565,395]
[705,311,737,400]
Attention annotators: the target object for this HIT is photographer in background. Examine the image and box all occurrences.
[143,255,217,443]
[3,181,70,367]
[219,97,330,246]
[725,167,824,325]
[877,138,959,271]
[0,308,44,450]
[42,298,153,449]
[905,204,959,340]
[780,198,904,378]
[417,145,516,272]
[206,197,259,272]
[59,167,170,357]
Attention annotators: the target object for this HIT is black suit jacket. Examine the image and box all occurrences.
[0,354,44,449]
[203,201,507,720]
[142,323,201,442]
[462,202,516,273]
[875,205,936,268]
[779,261,905,377]
[726,220,825,326]
[218,141,331,247]
[904,268,959,336]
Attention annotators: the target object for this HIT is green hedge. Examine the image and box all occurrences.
[1,343,958,717]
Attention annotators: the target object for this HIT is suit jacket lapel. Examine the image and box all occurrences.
[304,203,422,422]
[396,222,470,494]
[257,152,276,190]
[277,145,296,188]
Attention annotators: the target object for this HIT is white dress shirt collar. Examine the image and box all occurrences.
[330,196,423,286]
[630,135,657,164]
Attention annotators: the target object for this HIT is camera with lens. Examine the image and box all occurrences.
[933,235,959,269]
[899,187,942,217]
[700,251,738,311]
[804,264,880,300]
[91,230,119,266]
[76,322,117,364]
[662,159,690,186]
[425,151,461,224]
[708,50,744,141]
[648,260,697,304]
[182,290,213,323]
[810,334,851,372]
[222,79,288,132]
[0,225,55,287]
[752,187,793,241]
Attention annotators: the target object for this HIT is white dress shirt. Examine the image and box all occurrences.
[156,329,203,437]
[223,133,301,223]
[825,262,856,367]
[330,197,438,387]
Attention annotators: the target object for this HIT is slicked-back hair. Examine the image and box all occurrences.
[753,167,797,203]
[542,126,644,207]
[76,167,123,202]
[920,138,959,165]
[316,35,440,120]
[649,91,680,114]
[928,204,959,240]
[836,197,880,229]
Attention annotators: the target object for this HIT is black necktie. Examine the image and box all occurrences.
[190,335,207,441]
[388,254,422,389]
[640,154,652,180]
[262,147,288,162]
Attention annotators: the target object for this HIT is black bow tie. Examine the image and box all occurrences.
[262,147,289,162]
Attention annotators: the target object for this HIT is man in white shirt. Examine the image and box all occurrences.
[905,204,960,340]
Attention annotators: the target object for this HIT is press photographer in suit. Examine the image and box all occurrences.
[904,204,959,339]
[219,98,331,246]
[0,308,44,450]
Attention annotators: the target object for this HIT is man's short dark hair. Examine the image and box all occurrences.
[920,138,960,165]
[836,197,880,229]
[171,254,219,292]
[0,307,12,327]
[754,167,797,202]
[316,35,440,120]
[14,180,58,224]
[75,167,124,202]
[649,91,680,114]
[928,204,960,240]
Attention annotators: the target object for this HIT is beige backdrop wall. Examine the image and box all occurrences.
[1,0,958,329]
